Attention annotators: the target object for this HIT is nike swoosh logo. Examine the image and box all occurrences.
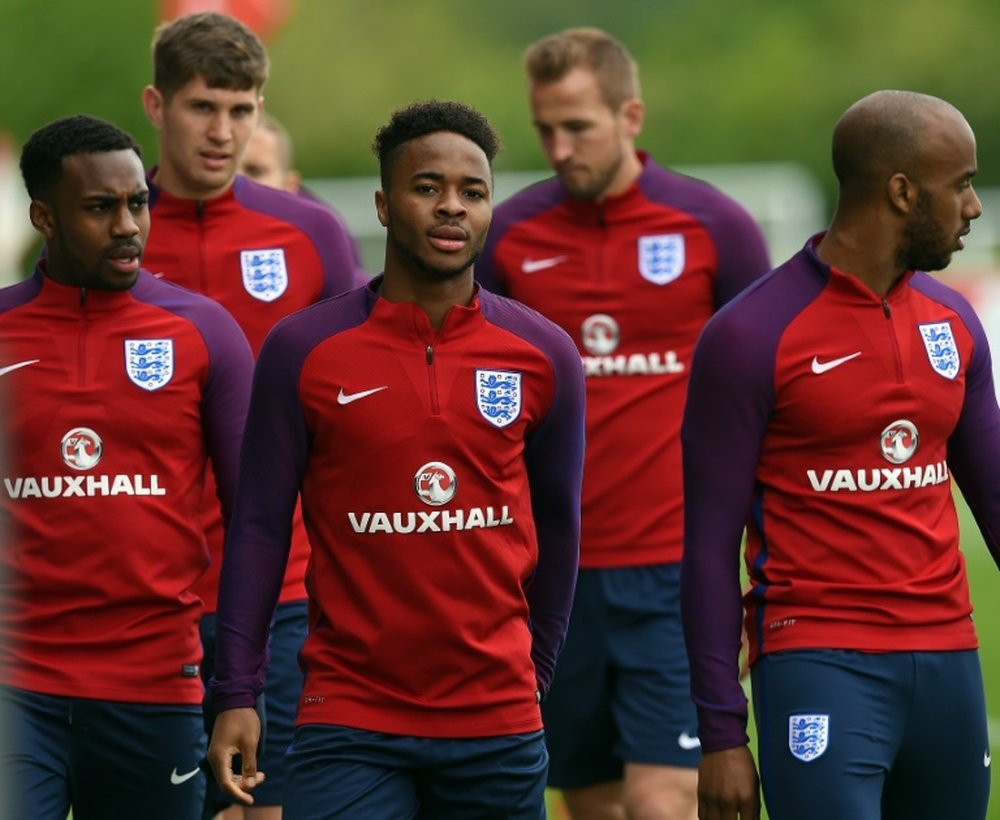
[337,386,388,405]
[170,766,201,785]
[0,359,40,378]
[678,732,702,750]
[811,352,862,374]
[986,751,992,767]
[521,255,567,274]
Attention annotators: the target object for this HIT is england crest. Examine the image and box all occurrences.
[476,369,522,428]
[788,714,829,762]
[125,338,174,391]
[918,321,960,380]
[241,248,288,302]
[638,234,685,285]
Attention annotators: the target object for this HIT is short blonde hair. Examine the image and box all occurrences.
[524,28,640,110]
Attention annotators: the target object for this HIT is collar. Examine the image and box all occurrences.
[803,233,915,305]
[562,151,651,224]
[30,262,138,317]
[146,166,240,215]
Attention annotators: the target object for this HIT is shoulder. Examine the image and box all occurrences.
[478,286,579,362]
[0,274,43,314]
[263,282,373,355]
[233,176,350,240]
[491,177,566,238]
[697,248,824,359]
[908,271,981,326]
[131,271,248,345]
[638,156,759,227]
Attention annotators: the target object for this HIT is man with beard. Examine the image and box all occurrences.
[681,90,998,820]
[476,27,771,820]
[0,114,252,820]
[206,100,586,819]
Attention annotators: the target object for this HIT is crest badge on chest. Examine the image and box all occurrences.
[918,321,959,380]
[124,338,174,391]
[638,234,685,285]
[241,248,289,302]
[476,369,522,428]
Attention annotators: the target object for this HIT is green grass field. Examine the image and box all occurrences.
[546,491,999,819]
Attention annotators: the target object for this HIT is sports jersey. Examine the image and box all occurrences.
[0,266,253,705]
[143,172,360,611]
[681,236,1000,752]
[211,281,586,738]
[477,152,770,568]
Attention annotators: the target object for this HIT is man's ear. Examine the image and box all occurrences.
[887,172,915,214]
[29,200,55,239]
[619,97,645,140]
[141,85,166,130]
[375,189,389,227]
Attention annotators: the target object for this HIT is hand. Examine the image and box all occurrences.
[207,707,266,805]
[697,746,761,820]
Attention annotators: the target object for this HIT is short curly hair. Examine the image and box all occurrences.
[372,100,500,189]
[20,114,142,201]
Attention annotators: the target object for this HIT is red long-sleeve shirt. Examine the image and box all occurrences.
[477,153,771,568]
[0,268,253,704]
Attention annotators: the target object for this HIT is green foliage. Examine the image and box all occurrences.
[4,0,1000,204]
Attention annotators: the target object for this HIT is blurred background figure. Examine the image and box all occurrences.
[239,113,300,194]
[477,27,771,820]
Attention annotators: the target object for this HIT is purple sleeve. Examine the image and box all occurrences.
[911,276,1000,569]
[481,291,586,695]
[680,256,822,751]
[196,307,254,525]
[210,329,305,709]
[707,198,772,307]
[210,289,372,711]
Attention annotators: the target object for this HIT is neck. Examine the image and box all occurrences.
[379,268,475,332]
[152,161,233,201]
[816,225,906,297]
[595,148,643,203]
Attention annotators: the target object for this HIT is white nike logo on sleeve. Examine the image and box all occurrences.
[337,386,389,405]
[0,359,40,378]
[811,352,862,374]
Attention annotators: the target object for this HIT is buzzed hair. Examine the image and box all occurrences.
[20,114,142,201]
[372,100,500,190]
[831,90,959,198]
[152,12,269,100]
[524,28,640,110]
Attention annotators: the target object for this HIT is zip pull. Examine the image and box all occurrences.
[882,298,891,318]
[426,345,433,364]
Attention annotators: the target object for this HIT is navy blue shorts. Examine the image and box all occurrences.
[752,649,991,820]
[1,685,205,820]
[283,725,548,819]
[542,564,700,788]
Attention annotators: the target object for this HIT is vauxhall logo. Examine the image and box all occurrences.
[3,427,167,499]
[347,460,514,534]
[806,419,948,493]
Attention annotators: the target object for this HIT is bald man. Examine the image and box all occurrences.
[681,90,997,820]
